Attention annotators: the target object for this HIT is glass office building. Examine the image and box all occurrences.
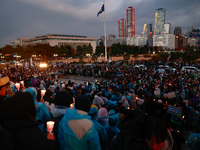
[143,23,152,37]
[154,8,166,35]
[126,7,135,38]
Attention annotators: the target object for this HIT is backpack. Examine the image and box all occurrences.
[106,110,149,150]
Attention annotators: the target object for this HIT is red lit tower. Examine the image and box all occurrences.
[118,19,126,37]
[126,7,135,38]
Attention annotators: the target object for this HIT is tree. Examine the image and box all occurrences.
[111,43,123,55]
[86,44,93,55]
[132,54,139,61]
[123,53,130,62]
[151,55,161,62]
[91,54,97,62]
[24,45,35,59]
[183,46,199,63]
[95,46,104,56]
[76,46,84,62]
[59,45,68,56]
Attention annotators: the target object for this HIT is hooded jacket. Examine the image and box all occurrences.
[0,92,50,150]
[105,110,120,142]
[58,108,101,150]
[89,107,109,150]
[24,87,50,132]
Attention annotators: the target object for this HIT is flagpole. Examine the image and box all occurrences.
[104,1,107,61]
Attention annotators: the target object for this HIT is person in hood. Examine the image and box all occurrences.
[118,96,130,109]
[92,92,105,107]
[105,110,120,142]
[88,106,109,150]
[23,87,50,132]
[130,93,138,110]
[191,95,199,108]
[97,107,109,126]
[58,95,101,150]
[0,92,50,150]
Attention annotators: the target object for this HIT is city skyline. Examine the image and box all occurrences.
[0,0,200,48]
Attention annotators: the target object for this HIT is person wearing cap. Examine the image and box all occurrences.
[58,95,101,150]
[0,76,10,104]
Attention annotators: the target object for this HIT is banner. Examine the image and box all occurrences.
[167,105,181,116]
[154,90,160,96]
[167,92,176,99]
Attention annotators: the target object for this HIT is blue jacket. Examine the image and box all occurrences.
[105,110,120,142]
[24,88,50,132]
[89,107,109,150]
[58,108,101,150]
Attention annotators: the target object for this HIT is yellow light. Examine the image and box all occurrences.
[39,63,47,68]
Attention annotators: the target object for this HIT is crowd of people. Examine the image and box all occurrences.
[0,59,200,150]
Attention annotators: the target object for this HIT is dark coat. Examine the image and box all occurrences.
[1,119,50,150]
[0,92,56,150]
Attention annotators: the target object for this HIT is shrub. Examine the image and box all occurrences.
[143,54,151,58]
[151,55,161,61]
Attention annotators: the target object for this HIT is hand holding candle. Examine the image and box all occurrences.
[20,81,24,87]
[41,89,46,99]
[47,121,55,135]
[70,103,74,108]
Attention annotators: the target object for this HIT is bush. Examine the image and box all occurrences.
[143,54,151,58]
[151,55,161,61]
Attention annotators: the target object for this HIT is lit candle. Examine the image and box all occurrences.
[70,103,74,108]
[47,121,55,135]
[15,83,20,91]
[20,81,24,87]
[41,89,46,97]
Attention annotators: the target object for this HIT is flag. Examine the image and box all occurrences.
[25,61,28,67]
[167,51,171,62]
[30,57,33,66]
[98,55,101,62]
[109,56,111,62]
[97,4,104,17]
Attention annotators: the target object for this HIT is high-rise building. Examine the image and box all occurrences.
[164,23,171,34]
[106,37,127,47]
[154,8,166,35]
[153,34,175,49]
[175,35,188,51]
[118,19,126,37]
[174,27,182,35]
[127,36,147,46]
[126,7,135,38]
[143,23,152,37]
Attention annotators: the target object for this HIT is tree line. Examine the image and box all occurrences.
[0,44,93,61]
[0,43,199,63]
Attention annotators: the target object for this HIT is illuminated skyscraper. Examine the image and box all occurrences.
[126,7,135,38]
[118,19,126,37]
[154,8,166,35]
[143,23,152,37]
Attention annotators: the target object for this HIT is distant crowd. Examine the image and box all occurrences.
[0,59,200,150]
